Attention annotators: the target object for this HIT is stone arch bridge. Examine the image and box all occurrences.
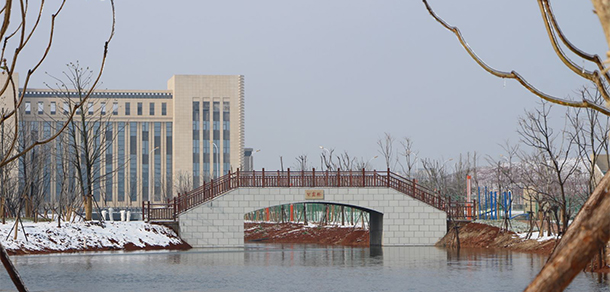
[143,169,473,247]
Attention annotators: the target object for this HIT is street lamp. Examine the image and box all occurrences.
[212,142,220,179]
[365,155,378,170]
[148,147,159,202]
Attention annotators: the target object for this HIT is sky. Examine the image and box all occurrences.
[14,0,609,171]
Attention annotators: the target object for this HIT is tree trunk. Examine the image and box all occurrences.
[592,0,610,55]
[0,242,28,292]
[525,172,610,291]
[85,195,92,221]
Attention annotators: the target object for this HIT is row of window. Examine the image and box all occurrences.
[19,121,173,204]
[23,101,169,116]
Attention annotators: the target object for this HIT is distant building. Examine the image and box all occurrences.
[13,75,245,207]
[243,148,254,172]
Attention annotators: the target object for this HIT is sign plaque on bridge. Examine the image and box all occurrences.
[305,190,324,200]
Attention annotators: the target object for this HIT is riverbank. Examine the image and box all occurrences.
[244,222,369,246]
[0,220,190,255]
[436,221,557,254]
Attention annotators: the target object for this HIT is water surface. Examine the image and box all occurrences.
[0,245,608,292]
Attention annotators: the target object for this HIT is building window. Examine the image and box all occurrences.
[113,102,119,115]
[192,101,200,187]
[154,122,161,201]
[101,102,106,115]
[50,102,56,115]
[38,101,44,114]
[166,122,172,197]
[63,102,69,114]
[223,101,230,175]
[129,122,137,202]
[142,122,149,201]
[88,102,94,115]
[125,102,130,115]
[118,122,125,201]
[149,103,154,115]
[202,101,210,173]
[105,123,113,202]
[161,103,167,116]
[213,101,220,177]
[137,102,142,116]
[25,101,31,114]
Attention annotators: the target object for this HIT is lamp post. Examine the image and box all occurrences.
[365,155,378,170]
[212,142,220,179]
[148,146,159,202]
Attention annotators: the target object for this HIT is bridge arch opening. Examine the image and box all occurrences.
[244,202,383,246]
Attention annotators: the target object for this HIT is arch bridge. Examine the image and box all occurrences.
[143,169,474,247]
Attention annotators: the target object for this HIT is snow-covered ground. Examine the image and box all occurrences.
[0,220,185,254]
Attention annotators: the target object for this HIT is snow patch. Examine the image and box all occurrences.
[0,221,183,253]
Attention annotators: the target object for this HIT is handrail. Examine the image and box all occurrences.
[143,168,475,221]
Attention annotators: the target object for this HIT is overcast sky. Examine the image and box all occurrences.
[16,1,608,171]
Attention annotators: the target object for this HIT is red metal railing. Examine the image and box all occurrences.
[142,168,475,222]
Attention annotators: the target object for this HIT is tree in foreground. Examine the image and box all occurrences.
[423,0,610,290]
[0,1,116,291]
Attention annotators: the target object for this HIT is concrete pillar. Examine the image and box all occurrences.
[369,211,383,246]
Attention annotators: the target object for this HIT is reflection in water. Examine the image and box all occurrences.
[0,245,609,292]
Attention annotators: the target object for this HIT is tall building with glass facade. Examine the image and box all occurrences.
[15,75,245,208]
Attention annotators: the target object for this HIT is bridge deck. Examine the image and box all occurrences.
[143,169,475,222]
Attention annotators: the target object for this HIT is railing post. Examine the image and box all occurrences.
[387,168,390,188]
[412,179,416,196]
[301,169,304,187]
[142,200,145,221]
[473,199,477,221]
[312,168,316,188]
[337,168,341,187]
[237,168,240,187]
[147,201,151,222]
[173,197,177,221]
[262,168,265,188]
[373,170,377,186]
[287,168,291,187]
[362,168,365,187]
[349,170,353,187]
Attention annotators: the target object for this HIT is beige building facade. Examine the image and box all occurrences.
[16,75,245,208]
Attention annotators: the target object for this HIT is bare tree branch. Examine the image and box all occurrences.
[422,0,610,115]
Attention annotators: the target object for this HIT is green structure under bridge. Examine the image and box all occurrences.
[244,203,370,227]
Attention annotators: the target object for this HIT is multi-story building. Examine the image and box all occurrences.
[15,75,245,208]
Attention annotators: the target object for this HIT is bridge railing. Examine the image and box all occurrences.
[143,168,476,222]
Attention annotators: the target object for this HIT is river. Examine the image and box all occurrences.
[1,244,609,292]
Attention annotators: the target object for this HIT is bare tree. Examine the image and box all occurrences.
[398,137,419,179]
[44,62,121,222]
[421,158,452,197]
[517,102,580,235]
[320,147,335,171]
[0,1,116,290]
[568,87,610,201]
[377,132,395,170]
[423,0,610,291]
[174,171,193,196]
[294,154,310,171]
[423,0,610,288]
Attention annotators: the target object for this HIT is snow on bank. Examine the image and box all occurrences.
[0,220,185,254]
[516,231,558,242]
